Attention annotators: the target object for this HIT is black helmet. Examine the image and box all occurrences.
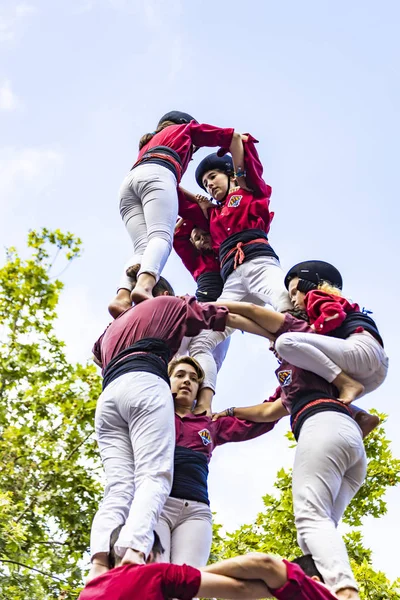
[195,153,234,190]
[157,111,197,127]
[284,260,343,290]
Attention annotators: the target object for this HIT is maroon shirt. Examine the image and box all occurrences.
[173,217,220,280]
[136,122,234,176]
[178,134,274,253]
[79,563,200,600]
[92,296,228,370]
[175,402,276,462]
[272,561,337,599]
[275,314,337,413]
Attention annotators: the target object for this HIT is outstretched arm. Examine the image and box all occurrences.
[226,312,277,341]
[197,571,272,599]
[203,553,288,592]
[218,300,286,334]
[213,397,288,423]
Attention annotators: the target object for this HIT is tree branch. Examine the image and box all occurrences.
[15,430,94,524]
[0,558,66,582]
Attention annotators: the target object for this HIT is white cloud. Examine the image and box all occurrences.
[0,3,36,42]
[0,147,64,211]
[0,80,18,111]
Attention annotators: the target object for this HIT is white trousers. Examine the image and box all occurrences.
[118,163,178,290]
[292,412,367,593]
[155,496,213,567]
[189,256,292,390]
[275,330,388,396]
[90,372,175,559]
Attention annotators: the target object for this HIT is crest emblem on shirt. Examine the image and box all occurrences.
[198,429,212,446]
[227,195,243,207]
[277,370,292,387]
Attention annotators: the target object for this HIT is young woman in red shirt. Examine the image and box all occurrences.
[109,110,247,316]
[176,136,292,411]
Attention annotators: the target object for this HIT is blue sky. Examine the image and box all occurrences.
[1,0,399,581]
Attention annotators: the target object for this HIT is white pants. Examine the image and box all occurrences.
[118,163,178,290]
[155,496,213,567]
[189,256,292,390]
[90,372,175,559]
[275,330,388,396]
[292,411,367,592]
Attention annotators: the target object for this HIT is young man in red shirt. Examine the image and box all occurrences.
[80,529,338,599]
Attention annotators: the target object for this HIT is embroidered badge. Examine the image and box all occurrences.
[277,370,292,387]
[198,429,212,446]
[227,194,243,207]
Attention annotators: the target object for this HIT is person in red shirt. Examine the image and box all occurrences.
[80,529,338,600]
[155,356,277,567]
[176,138,292,412]
[109,109,248,314]
[173,216,222,303]
[88,276,229,581]
[277,260,388,404]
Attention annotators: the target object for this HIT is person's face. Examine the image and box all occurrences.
[190,227,212,252]
[202,169,229,201]
[170,363,200,407]
[288,277,306,310]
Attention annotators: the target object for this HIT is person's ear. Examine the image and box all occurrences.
[311,576,321,582]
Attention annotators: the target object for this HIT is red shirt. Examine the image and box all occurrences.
[92,296,228,369]
[272,561,337,599]
[79,563,201,600]
[173,218,220,280]
[305,290,360,335]
[136,122,234,175]
[178,135,273,253]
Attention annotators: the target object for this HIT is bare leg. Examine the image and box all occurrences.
[121,548,146,565]
[108,288,132,318]
[131,273,156,304]
[332,371,365,404]
[86,553,109,583]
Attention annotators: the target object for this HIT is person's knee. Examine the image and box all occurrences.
[275,333,297,357]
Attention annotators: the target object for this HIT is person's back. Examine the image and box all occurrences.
[80,562,200,600]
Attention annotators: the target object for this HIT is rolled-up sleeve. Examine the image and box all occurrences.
[188,122,234,149]
[183,296,228,337]
[162,564,201,599]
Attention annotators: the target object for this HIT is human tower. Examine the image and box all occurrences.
[80,111,388,600]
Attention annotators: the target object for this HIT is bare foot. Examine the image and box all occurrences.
[350,407,380,439]
[126,263,141,279]
[336,587,360,600]
[86,560,109,584]
[130,273,156,304]
[108,288,132,318]
[333,371,364,404]
[121,548,145,566]
[130,285,153,304]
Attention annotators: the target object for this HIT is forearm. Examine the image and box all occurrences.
[228,132,245,175]
[198,572,272,599]
[232,399,288,423]
[218,300,285,334]
[226,313,276,340]
[203,553,288,591]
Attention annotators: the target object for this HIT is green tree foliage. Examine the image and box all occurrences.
[1,230,399,599]
[0,229,103,599]
[210,422,400,598]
